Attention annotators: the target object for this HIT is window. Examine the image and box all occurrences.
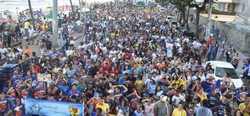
[215,67,238,79]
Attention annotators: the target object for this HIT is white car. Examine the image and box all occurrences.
[206,61,243,88]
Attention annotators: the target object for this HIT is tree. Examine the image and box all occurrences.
[170,0,190,24]
[69,0,75,20]
[189,0,209,39]
[155,0,169,7]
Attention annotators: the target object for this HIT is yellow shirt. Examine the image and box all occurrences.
[239,103,249,116]
[179,79,187,90]
[172,108,187,116]
[197,93,207,101]
[24,21,30,29]
[96,103,109,113]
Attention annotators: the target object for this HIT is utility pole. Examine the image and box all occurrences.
[28,0,36,30]
[52,0,59,47]
[205,0,212,40]
[83,0,86,35]
[116,0,118,8]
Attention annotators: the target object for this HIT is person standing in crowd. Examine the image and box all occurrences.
[24,20,30,37]
[238,98,250,116]
[154,96,171,116]
[6,98,25,116]
[1,3,249,116]
[172,102,187,116]
[195,99,212,116]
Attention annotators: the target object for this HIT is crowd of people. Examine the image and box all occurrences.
[0,2,249,116]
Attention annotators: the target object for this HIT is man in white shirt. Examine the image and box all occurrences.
[0,46,8,54]
[66,46,74,57]
[172,91,185,107]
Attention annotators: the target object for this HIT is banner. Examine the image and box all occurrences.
[25,98,84,116]
[37,73,51,82]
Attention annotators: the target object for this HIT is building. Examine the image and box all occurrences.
[213,0,244,13]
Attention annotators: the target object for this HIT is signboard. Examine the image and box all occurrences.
[37,73,51,82]
[25,98,84,116]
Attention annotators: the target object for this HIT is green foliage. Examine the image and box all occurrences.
[171,0,190,11]
[155,0,169,7]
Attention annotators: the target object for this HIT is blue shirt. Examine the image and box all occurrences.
[11,103,25,116]
[58,85,69,95]
[68,90,81,99]
[133,110,143,116]
[118,77,126,84]
[0,98,9,113]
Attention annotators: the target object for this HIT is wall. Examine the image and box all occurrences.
[200,15,250,54]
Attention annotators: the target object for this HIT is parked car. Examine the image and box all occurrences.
[206,61,243,88]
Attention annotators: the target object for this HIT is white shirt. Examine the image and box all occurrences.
[0,48,8,54]
[66,50,74,57]
[152,76,160,82]
[172,95,185,104]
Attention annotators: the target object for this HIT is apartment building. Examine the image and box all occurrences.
[213,0,244,13]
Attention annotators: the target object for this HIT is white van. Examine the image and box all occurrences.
[206,61,243,88]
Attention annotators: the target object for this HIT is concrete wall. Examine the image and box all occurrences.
[199,15,250,54]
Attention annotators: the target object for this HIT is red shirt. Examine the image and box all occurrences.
[207,38,212,45]
[30,65,41,73]
[122,53,131,59]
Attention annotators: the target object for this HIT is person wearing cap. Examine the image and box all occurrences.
[154,96,171,116]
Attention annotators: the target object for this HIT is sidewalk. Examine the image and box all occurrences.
[21,31,83,57]
[189,21,248,74]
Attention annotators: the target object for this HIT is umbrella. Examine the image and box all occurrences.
[45,13,53,19]
[34,11,44,17]
[4,10,12,14]
[0,18,10,23]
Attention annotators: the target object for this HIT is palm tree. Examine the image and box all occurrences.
[28,0,36,30]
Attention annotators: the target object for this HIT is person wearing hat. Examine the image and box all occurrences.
[154,96,171,116]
